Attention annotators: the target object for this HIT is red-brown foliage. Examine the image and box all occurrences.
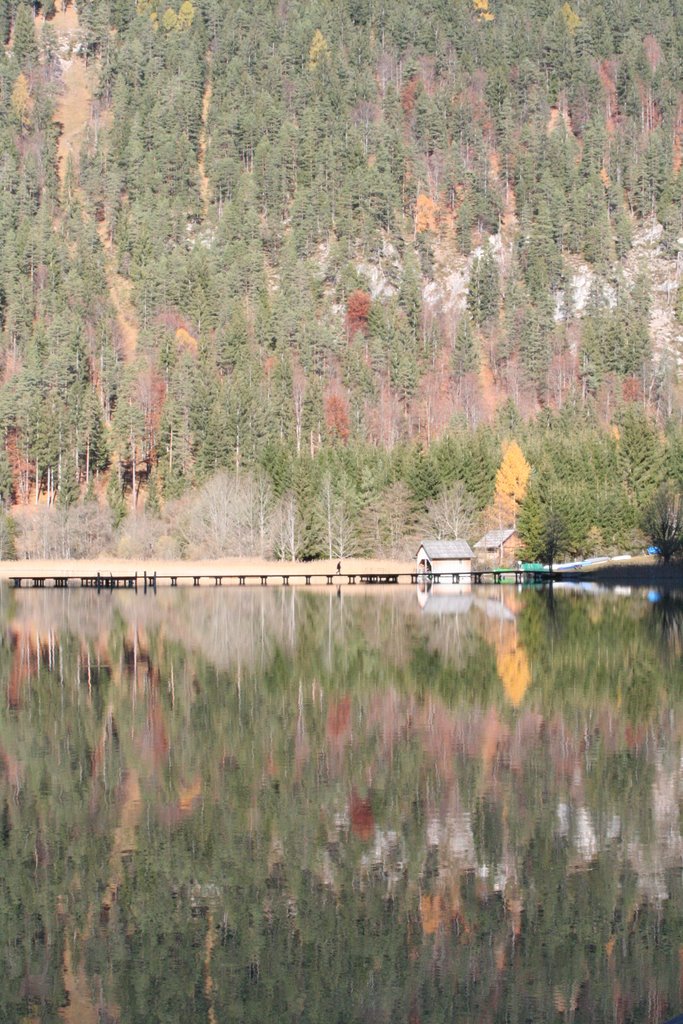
[325,392,351,443]
[401,76,420,115]
[346,290,371,338]
[622,376,642,403]
[326,696,351,740]
[349,789,375,840]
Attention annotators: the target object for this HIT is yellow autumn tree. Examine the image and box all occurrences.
[473,0,495,21]
[176,0,195,30]
[11,72,33,132]
[175,326,198,351]
[561,2,580,35]
[161,6,177,29]
[308,29,331,70]
[494,441,530,525]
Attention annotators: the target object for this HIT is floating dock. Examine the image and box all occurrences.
[8,569,552,591]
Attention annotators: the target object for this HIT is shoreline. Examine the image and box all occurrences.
[557,557,683,589]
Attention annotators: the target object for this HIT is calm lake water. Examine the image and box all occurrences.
[1,582,682,1023]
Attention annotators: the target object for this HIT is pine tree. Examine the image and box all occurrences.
[452,314,479,377]
[518,472,574,565]
[467,243,499,327]
[406,447,440,514]
[617,406,664,510]
[519,305,550,398]
[398,250,422,335]
[674,282,683,326]
[461,430,498,510]
[12,3,38,68]
[145,470,161,516]
[107,471,127,528]
[58,456,79,508]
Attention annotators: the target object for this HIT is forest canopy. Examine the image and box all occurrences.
[0,0,681,559]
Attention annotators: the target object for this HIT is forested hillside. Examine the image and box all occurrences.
[0,0,682,560]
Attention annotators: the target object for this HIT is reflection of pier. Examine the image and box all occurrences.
[9,569,552,591]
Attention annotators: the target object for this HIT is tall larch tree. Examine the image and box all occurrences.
[494,441,531,526]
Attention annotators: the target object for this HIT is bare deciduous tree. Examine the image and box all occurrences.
[117,512,167,558]
[421,482,478,542]
[642,485,683,563]
[14,504,114,559]
[177,471,275,558]
[272,492,303,561]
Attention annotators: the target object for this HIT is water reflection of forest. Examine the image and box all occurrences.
[0,586,682,1023]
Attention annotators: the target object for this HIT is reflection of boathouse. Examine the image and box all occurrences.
[416,540,474,578]
[417,583,472,612]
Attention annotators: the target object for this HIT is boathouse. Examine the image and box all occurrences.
[474,527,519,566]
[416,539,473,577]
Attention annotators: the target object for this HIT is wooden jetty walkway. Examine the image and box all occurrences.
[8,569,552,592]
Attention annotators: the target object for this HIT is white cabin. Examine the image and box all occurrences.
[416,540,474,577]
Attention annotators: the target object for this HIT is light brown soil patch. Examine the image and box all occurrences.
[48,0,93,186]
[45,0,139,361]
[598,59,619,134]
[502,176,516,237]
[673,100,683,176]
[97,219,139,361]
[198,53,212,217]
[547,103,573,136]
[59,943,100,1024]
[479,358,501,422]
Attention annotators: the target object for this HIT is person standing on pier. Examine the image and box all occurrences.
[336,561,341,574]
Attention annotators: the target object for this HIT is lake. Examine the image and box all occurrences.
[0,582,682,1023]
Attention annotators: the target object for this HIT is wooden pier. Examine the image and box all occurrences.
[7,569,552,591]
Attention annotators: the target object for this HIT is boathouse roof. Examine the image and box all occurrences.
[474,528,516,550]
[417,540,474,560]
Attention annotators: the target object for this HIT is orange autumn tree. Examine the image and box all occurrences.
[415,193,438,235]
[494,441,531,526]
[496,634,531,707]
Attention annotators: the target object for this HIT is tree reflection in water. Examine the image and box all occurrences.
[0,584,682,1023]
